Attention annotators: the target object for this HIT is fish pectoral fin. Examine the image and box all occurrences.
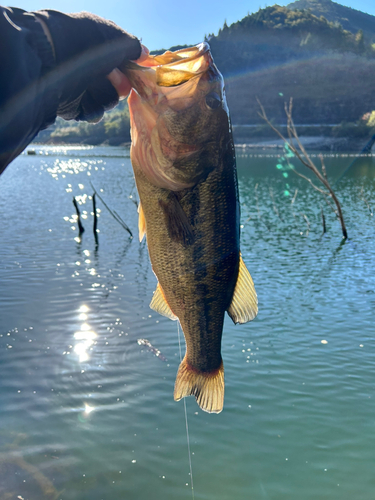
[150,282,178,321]
[174,357,224,414]
[159,193,194,246]
[138,202,146,242]
[227,255,258,324]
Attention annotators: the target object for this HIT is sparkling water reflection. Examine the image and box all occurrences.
[0,145,374,500]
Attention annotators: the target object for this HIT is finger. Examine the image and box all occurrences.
[136,44,150,63]
[107,68,132,98]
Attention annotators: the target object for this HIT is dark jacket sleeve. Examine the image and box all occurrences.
[0,6,57,173]
[0,7,141,174]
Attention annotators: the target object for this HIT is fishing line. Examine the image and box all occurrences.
[177,321,195,500]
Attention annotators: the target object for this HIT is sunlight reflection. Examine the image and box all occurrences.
[74,330,96,341]
[74,342,90,362]
[73,329,96,362]
[73,306,96,363]
[84,403,94,414]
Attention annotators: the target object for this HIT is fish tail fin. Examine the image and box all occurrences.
[174,357,224,414]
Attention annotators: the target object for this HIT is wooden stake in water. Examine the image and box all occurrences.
[177,321,195,500]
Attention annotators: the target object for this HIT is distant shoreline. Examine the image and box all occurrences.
[32,135,373,153]
[234,136,370,152]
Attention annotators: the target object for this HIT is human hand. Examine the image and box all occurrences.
[34,10,145,122]
[107,45,149,99]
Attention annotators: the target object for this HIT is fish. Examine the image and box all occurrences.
[125,43,258,413]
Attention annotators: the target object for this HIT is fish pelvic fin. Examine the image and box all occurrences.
[138,202,146,242]
[174,357,224,414]
[227,254,258,324]
[150,283,178,321]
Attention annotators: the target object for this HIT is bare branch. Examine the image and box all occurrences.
[301,212,310,236]
[320,155,328,181]
[258,99,348,239]
[285,157,329,195]
[291,189,298,205]
[321,206,326,234]
[359,186,373,216]
[73,197,85,236]
[92,193,99,247]
[90,182,133,238]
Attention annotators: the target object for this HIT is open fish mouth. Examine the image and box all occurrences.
[124,42,229,191]
[124,42,213,89]
[123,42,223,113]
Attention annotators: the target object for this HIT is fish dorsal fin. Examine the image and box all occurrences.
[159,193,194,246]
[150,282,178,321]
[227,255,258,324]
[138,202,146,242]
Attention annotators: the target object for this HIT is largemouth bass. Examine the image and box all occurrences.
[125,43,257,413]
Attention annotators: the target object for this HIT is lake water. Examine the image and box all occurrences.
[0,145,374,500]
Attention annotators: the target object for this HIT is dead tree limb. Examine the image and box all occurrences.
[72,197,85,236]
[359,187,373,216]
[258,98,348,239]
[92,193,99,247]
[301,213,310,236]
[90,182,133,238]
[321,206,326,234]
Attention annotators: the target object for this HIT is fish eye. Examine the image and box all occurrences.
[205,92,221,110]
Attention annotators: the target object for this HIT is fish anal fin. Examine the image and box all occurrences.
[138,202,146,242]
[227,255,258,324]
[174,357,224,414]
[159,193,194,246]
[150,282,178,321]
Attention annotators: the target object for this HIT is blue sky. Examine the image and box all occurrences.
[13,0,375,50]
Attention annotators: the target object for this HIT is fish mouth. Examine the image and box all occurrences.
[125,42,211,84]
[123,42,216,99]
[125,42,225,191]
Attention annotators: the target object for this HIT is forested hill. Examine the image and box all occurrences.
[206,4,374,75]
[287,0,375,41]
[203,4,375,129]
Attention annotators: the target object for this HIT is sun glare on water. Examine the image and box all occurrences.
[73,306,97,363]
